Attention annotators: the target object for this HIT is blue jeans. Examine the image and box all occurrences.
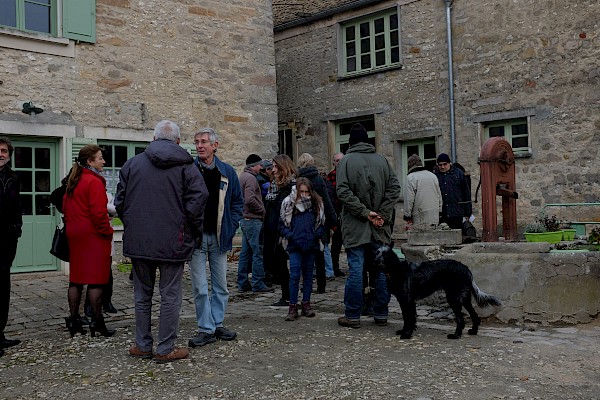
[189,233,229,334]
[288,250,316,305]
[132,259,184,356]
[237,219,268,291]
[344,244,390,320]
[324,243,334,278]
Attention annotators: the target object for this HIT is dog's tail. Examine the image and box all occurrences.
[471,279,502,308]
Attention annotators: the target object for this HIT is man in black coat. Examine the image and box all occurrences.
[115,121,208,363]
[434,153,472,230]
[0,137,23,356]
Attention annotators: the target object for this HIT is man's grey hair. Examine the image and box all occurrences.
[194,127,219,144]
[154,120,181,142]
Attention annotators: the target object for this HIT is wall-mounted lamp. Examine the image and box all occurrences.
[22,101,44,115]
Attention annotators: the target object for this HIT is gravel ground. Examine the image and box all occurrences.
[1,259,599,399]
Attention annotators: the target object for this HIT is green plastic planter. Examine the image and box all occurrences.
[524,231,563,244]
[561,229,576,241]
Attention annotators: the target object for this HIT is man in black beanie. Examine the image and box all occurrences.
[335,124,401,329]
[237,154,272,293]
[434,153,472,230]
[348,123,369,146]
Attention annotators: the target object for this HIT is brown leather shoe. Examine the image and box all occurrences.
[338,316,361,329]
[129,345,152,359]
[153,347,189,363]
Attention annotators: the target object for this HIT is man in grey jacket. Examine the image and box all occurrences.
[237,154,271,293]
[403,154,442,225]
[336,124,402,329]
[115,120,208,363]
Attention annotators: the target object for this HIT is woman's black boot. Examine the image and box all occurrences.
[89,320,116,338]
[65,315,87,338]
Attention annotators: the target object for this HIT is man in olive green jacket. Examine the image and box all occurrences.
[336,124,402,329]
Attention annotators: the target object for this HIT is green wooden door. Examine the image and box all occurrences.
[11,139,60,273]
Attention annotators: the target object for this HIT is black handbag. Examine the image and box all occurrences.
[50,224,70,262]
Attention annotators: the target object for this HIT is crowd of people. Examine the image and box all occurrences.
[0,122,472,362]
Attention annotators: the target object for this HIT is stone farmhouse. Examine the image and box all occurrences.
[0,0,278,274]
[272,0,600,233]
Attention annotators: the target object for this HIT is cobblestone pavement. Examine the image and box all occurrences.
[1,256,600,399]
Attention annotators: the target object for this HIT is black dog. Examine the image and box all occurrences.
[375,245,501,340]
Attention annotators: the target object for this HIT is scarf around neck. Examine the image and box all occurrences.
[280,185,326,230]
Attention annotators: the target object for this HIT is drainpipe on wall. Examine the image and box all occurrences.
[444,0,457,163]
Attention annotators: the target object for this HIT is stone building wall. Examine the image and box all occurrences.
[274,0,600,230]
[0,0,279,168]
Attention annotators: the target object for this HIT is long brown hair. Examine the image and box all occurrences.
[273,154,296,187]
[295,177,323,216]
[66,144,103,196]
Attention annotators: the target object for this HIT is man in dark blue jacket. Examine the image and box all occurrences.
[0,137,23,356]
[115,120,208,363]
[434,153,472,230]
[188,128,244,348]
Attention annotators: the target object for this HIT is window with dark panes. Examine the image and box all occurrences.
[100,141,148,197]
[340,8,401,77]
[483,118,530,155]
[335,116,376,154]
[0,0,97,43]
[278,128,294,160]
[12,144,52,216]
[402,140,437,178]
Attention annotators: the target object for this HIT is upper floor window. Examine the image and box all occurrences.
[335,116,376,154]
[339,8,401,78]
[483,118,530,156]
[0,0,54,35]
[0,0,96,43]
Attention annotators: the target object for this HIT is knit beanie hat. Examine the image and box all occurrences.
[348,123,368,146]
[245,154,262,167]
[436,153,451,164]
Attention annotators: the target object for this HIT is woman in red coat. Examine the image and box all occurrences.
[63,145,115,338]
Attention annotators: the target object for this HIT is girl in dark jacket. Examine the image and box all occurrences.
[297,153,337,293]
[279,177,325,321]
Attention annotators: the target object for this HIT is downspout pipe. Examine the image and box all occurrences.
[444,0,457,163]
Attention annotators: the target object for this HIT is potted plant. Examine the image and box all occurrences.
[524,212,563,244]
[560,221,576,241]
[589,227,600,245]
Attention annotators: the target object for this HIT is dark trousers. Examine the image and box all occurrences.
[315,249,326,292]
[0,236,18,339]
[132,258,184,356]
[263,230,289,301]
[442,216,463,230]
[330,224,343,271]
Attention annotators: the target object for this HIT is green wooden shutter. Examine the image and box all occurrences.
[180,143,197,158]
[68,138,97,170]
[62,0,96,43]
